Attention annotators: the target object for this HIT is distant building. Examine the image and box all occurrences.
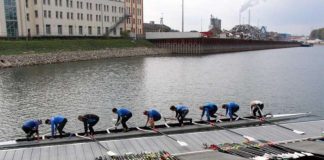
[144,21,171,33]
[209,15,221,30]
[208,15,221,37]
[0,0,143,38]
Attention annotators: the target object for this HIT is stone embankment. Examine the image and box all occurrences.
[0,47,170,69]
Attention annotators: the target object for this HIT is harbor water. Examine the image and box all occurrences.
[0,46,323,141]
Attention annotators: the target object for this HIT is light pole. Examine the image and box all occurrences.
[182,0,184,32]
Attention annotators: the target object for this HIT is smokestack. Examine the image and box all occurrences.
[239,13,241,25]
[248,9,251,25]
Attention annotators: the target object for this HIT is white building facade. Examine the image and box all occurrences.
[0,0,143,38]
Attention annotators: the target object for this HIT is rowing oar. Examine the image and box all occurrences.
[240,116,305,135]
[194,121,257,142]
[75,133,117,156]
[254,106,305,135]
[161,115,170,128]
[136,127,188,147]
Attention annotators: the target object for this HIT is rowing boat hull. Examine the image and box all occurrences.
[0,112,310,150]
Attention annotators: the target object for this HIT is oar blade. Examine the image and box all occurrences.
[177,140,188,147]
[293,130,305,135]
[243,135,257,142]
[106,129,111,134]
[107,151,117,156]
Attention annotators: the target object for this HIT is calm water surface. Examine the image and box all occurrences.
[0,46,323,141]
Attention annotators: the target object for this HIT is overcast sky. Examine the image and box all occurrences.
[144,0,324,35]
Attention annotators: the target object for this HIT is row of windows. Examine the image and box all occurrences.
[28,10,130,23]
[35,24,121,35]
[125,0,142,5]
[26,0,124,13]
[125,7,142,16]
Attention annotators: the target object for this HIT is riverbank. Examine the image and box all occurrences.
[0,47,170,68]
[0,39,154,55]
[0,39,171,68]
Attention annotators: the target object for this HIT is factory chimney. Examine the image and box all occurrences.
[248,9,251,25]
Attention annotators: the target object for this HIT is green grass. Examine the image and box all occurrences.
[0,39,154,55]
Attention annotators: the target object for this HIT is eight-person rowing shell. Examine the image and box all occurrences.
[19,100,272,140]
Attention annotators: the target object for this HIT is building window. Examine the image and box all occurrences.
[90,3,92,10]
[46,24,51,35]
[80,2,82,9]
[60,11,63,18]
[66,0,68,7]
[77,1,79,8]
[79,26,82,35]
[67,12,69,19]
[56,11,58,18]
[77,13,79,20]
[97,27,101,35]
[120,28,123,35]
[58,25,62,35]
[34,0,37,5]
[35,10,38,18]
[44,10,47,18]
[88,26,92,35]
[48,11,51,18]
[43,0,46,4]
[59,0,62,6]
[26,0,29,8]
[80,13,83,20]
[48,0,50,5]
[26,13,30,21]
[71,13,73,19]
[69,25,73,35]
[105,27,109,34]
[36,24,39,35]
[70,0,73,8]
[55,0,57,6]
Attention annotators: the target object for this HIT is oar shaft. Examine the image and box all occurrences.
[154,130,178,142]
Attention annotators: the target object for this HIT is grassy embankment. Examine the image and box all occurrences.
[0,39,154,55]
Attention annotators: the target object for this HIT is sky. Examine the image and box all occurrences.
[144,0,324,35]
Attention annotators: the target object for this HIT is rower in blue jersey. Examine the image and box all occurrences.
[222,102,240,121]
[78,114,100,136]
[112,108,132,132]
[45,115,68,138]
[170,104,192,127]
[200,102,218,121]
[143,109,161,129]
[22,119,42,140]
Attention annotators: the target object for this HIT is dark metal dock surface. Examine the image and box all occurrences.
[0,120,323,160]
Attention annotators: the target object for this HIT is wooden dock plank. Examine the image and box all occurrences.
[39,147,50,160]
[3,150,15,160]
[12,149,24,160]
[30,148,41,160]
[21,148,32,160]
[65,144,76,160]
[0,151,7,160]
[81,143,95,160]
[49,146,58,160]
[74,144,85,160]
[89,142,105,158]
[138,137,161,152]
[57,145,68,160]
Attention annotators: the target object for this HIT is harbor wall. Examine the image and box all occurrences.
[150,38,301,54]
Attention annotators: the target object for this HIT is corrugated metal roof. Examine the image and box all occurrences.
[0,120,323,160]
